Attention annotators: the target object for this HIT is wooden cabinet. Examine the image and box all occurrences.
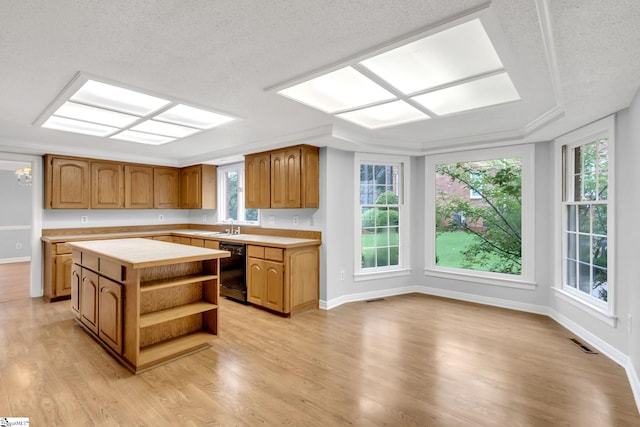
[98,276,123,353]
[69,238,227,373]
[153,167,181,209]
[71,263,81,317]
[45,155,90,209]
[245,145,319,209]
[80,268,99,335]
[125,165,154,209]
[91,161,124,208]
[180,164,216,209]
[245,153,271,208]
[246,244,319,315]
[43,242,73,301]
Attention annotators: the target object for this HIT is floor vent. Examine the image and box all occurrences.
[365,298,385,303]
[570,338,597,354]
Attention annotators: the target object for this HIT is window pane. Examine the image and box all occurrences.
[597,173,608,200]
[592,267,608,302]
[245,209,258,222]
[566,259,577,288]
[389,246,399,266]
[593,205,607,235]
[583,172,596,201]
[567,232,576,261]
[583,142,596,172]
[567,205,576,232]
[578,262,590,293]
[578,205,590,233]
[435,158,522,275]
[592,237,607,268]
[578,235,590,264]
[597,138,609,171]
[362,248,375,268]
[376,247,389,267]
[224,171,238,220]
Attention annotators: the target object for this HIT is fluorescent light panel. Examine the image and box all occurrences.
[42,116,118,137]
[70,80,171,116]
[360,19,504,94]
[275,17,520,129]
[412,73,520,115]
[277,67,395,113]
[155,104,235,129]
[111,130,176,145]
[336,100,429,129]
[39,77,237,145]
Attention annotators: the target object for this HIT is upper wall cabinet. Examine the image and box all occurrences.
[245,153,271,209]
[125,165,154,209]
[45,154,181,210]
[245,145,319,209]
[45,155,91,209]
[153,167,180,209]
[180,164,217,209]
[91,161,124,209]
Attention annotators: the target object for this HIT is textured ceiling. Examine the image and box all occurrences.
[0,0,638,165]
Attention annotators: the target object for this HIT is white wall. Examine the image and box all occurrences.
[0,169,32,259]
[616,88,640,405]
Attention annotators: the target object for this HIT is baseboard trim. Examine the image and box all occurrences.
[0,256,30,264]
[319,286,423,310]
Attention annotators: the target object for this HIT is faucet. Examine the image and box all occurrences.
[234,226,241,235]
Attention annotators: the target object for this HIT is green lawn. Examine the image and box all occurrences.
[436,231,505,271]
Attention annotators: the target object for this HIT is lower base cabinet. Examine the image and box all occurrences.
[246,244,319,315]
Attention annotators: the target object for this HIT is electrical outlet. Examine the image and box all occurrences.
[268,215,275,225]
[293,215,299,225]
[16,243,22,250]
[158,214,165,222]
[202,214,207,222]
[80,216,88,224]
[340,270,345,280]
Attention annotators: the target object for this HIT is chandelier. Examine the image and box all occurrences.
[15,167,32,186]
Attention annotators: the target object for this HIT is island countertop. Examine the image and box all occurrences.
[66,237,230,269]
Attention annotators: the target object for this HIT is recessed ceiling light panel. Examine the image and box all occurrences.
[277,66,395,114]
[110,130,176,145]
[412,73,520,115]
[54,101,140,128]
[336,100,429,129]
[360,19,504,94]
[70,80,171,116]
[42,115,119,137]
[131,120,201,138]
[154,104,235,129]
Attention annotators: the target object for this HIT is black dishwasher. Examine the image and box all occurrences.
[219,241,247,303]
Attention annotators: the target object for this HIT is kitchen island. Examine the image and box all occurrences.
[66,238,229,373]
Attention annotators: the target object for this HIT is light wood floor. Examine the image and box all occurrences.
[0,293,638,426]
[0,262,30,303]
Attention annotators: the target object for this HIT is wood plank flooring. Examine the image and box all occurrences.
[0,262,30,303]
[0,293,638,426]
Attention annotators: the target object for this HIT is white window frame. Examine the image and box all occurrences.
[217,162,259,225]
[425,144,536,289]
[354,153,411,281]
[553,115,616,326]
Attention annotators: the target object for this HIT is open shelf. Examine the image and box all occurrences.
[139,302,217,328]
[138,331,214,369]
[140,274,217,293]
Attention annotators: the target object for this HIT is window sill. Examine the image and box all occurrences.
[552,287,617,327]
[354,268,412,282]
[424,268,536,290]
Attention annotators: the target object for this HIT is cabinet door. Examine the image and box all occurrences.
[98,277,123,353]
[71,263,81,317]
[125,165,154,208]
[91,162,124,208]
[247,257,265,305]
[271,149,301,208]
[245,153,271,208]
[54,254,73,298]
[80,269,99,334]
[301,145,320,208]
[48,157,90,209]
[263,260,284,312]
[204,240,220,250]
[180,165,201,209]
[153,167,181,208]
